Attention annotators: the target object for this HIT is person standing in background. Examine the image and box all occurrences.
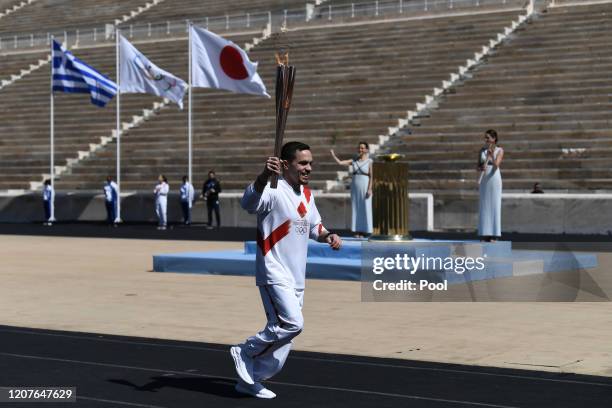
[154,175,169,230]
[180,176,195,225]
[42,179,55,226]
[203,170,222,229]
[531,182,544,194]
[477,129,504,242]
[330,142,373,237]
[103,176,119,226]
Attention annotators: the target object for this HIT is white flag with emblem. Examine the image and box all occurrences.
[119,35,188,108]
[190,25,269,97]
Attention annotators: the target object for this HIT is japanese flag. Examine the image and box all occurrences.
[189,25,269,97]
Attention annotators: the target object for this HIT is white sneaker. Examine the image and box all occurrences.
[230,345,254,385]
[235,381,276,399]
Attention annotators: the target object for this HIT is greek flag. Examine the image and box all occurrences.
[52,39,117,107]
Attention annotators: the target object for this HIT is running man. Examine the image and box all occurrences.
[231,141,342,399]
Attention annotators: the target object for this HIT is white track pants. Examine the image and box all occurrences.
[243,284,304,382]
[156,197,167,226]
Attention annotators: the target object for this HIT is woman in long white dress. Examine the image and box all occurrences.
[478,129,504,242]
[331,142,373,237]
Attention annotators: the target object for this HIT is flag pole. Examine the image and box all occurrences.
[187,20,193,184]
[115,28,122,223]
[50,35,55,221]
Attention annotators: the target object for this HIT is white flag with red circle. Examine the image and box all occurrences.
[189,25,269,97]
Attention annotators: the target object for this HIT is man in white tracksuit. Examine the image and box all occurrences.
[154,175,169,230]
[179,176,195,225]
[231,141,342,399]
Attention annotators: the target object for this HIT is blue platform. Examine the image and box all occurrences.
[153,238,598,283]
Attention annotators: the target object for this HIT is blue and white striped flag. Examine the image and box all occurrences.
[52,39,117,107]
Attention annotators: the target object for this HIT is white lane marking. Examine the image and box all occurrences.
[78,396,168,408]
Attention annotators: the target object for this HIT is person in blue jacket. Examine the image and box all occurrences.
[42,179,55,226]
[180,176,195,225]
[103,176,119,225]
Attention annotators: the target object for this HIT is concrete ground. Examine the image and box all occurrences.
[1,235,611,378]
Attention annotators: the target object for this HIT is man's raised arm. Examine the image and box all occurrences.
[241,157,282,214]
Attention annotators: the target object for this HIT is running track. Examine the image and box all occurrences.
[0,325,610,407]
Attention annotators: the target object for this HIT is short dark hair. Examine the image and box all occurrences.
[281,141,310,162]
[182,176,188,182]
[358,141,369,149]
[485,129,498,143]
[208,170,215,175]
[160,174,168,183]
[44,179,51,186]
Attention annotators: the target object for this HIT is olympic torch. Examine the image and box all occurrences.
[270,48,296,189]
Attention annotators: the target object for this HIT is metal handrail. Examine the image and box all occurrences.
[0,0,524,52]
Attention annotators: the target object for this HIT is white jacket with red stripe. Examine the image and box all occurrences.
[241,178,324,289]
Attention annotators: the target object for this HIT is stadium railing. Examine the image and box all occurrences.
[0,0,525,52]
